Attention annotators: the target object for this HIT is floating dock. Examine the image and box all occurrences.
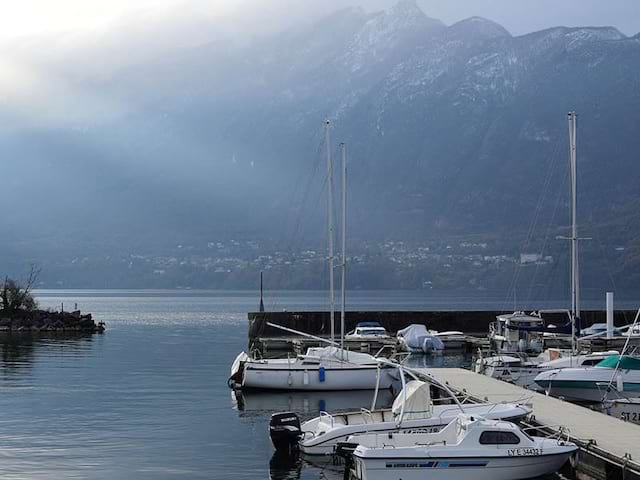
[251,335,488,355]
[419,367,640,480]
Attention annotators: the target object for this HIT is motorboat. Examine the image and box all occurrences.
[475,353,544,390]
[289,379,531,455]
[432,331,466,349]
[341,414,577,480]
[345,322,390,340]
[475,350,618,391]
[397,324,444,353]
[627,324,640,337]
[535,355,640,402]
[230,347,396,391]
[488,312,545,355]
[603,397,640,424]
[581,322,622,337]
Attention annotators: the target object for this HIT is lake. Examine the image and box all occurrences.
[0,290,580,479]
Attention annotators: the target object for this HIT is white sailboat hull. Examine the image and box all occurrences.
[242,363,394,391]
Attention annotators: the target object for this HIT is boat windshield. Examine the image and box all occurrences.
[479,431,521,445]
[357,328,386,335]
[596,355,640,370]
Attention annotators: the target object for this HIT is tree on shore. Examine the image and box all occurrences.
[1,266,40,314]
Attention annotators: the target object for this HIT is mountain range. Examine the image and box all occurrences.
[1,0,639,289]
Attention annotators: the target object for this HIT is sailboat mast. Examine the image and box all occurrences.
[259,271,264,313]
[340,143,347,353]
[568,111,579,351]
[325,120,335,343]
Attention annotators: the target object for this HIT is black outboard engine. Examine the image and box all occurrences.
[335,442,360,480]
[269,412,302,453]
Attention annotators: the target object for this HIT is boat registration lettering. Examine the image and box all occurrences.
[620,411,640,422]
[400,426,442,434]
[507,448,541,457]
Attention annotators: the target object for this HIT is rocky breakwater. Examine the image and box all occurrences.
[0,309,105,333]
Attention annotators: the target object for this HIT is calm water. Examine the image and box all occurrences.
[0,290,576,479]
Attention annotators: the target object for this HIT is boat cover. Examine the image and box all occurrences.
[391,380,432,420]
[596,355,640,370]
[397,324,444,351]
[304,346,380,365]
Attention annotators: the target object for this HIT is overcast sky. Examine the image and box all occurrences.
[1,0,639,40]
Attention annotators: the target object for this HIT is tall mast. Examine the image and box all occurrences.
[325,120,335,343]
[259,271,264,313]
[568,111,579,352]
[340,143,347,354]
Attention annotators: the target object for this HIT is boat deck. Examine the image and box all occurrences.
[418,367,640,478]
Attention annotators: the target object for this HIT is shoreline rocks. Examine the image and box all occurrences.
[0,309,105,333]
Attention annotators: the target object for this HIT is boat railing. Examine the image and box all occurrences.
[319,411,334,428]
[522,424,572,444]
[360,408,374,425]
[374,344,395,358]
[433,404,479,422]
[414,440,448,447]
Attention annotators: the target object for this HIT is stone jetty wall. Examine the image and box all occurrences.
[0,309,105,333]
[247,310,636,339]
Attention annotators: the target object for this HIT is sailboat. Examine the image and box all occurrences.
[477,112,614,387]
[229,123,396,391]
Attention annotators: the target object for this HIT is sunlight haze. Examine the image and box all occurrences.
[1,0,639,40]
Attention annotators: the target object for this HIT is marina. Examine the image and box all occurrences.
[0,289,637,480]
[3,1,640,479]
[248,309,640,355]
[422,367,640,480]
[243,298,640,480]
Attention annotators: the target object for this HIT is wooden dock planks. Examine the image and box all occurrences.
[418,367,640,475]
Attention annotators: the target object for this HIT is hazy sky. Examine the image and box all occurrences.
[1,0,639,40]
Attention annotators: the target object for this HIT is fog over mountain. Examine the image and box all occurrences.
[2,0,640,291]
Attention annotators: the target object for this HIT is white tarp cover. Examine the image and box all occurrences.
[304,346,378,365]
[392,380,432,420]
[397,324,444,352]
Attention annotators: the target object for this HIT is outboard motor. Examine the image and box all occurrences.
[335,442,360,480]
[269,412,302,453]
[422,335,444,353]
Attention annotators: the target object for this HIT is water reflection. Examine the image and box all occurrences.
[233,389,395,417]
[0,333,97,376]
[269,451,349,480]
[402,351,472,369]
[269,451,303,480]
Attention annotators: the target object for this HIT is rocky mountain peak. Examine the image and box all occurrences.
[341,0,444,73]
[386,0,445,31]
[565,26,625,42]
[449,16,511,40]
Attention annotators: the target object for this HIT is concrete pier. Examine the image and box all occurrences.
[419,367,640,480]
[248,309,637,340]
